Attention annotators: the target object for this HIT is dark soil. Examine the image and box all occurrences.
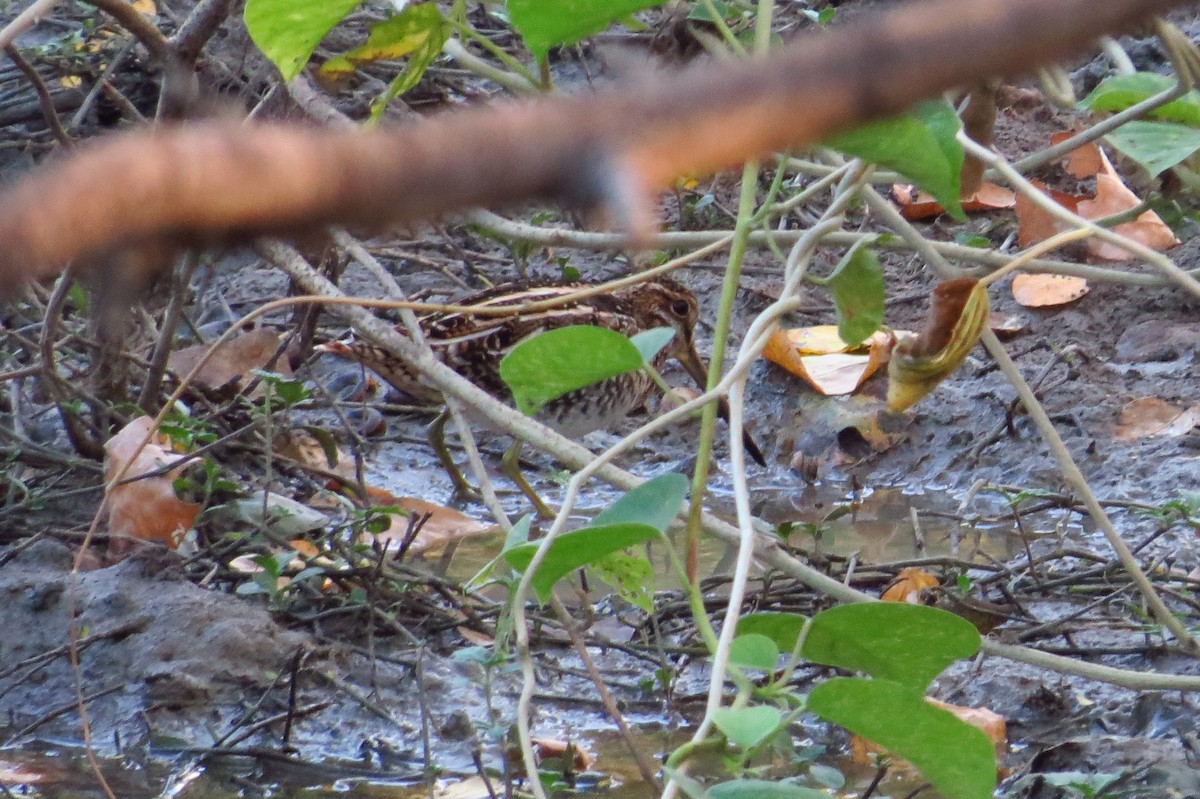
[1,2,1199,798]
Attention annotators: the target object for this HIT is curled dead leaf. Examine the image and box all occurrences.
[989,312,1026,340]
[887,279,989,412]
[531,738,595,770]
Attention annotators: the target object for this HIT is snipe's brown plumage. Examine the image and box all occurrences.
[321,277,763,514]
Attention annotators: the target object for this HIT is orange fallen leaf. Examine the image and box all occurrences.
[1050,132,1105,179]
[168,328,292,395]
[1011,274,1089,307]
[1079,168,1179,260]
[1014,179,1082,248]
[104,417,200,556]
[892,182,1015,220]
[1114,397,1200,441]
[881,567,940,603]
[764,327,894,396]
[531,738,595,770]
[362,487,495,554]
[1018,139,1178,260]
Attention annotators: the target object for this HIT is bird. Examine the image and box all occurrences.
[319,276,765,516]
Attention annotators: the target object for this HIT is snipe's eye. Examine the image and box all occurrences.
[671,299,690,317]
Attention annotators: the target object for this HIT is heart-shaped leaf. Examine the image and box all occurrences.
[503,522,659,602]
[500,325,643,416]
[809,678,996,799]
[802,603,980,690]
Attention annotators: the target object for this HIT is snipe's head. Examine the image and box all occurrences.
[621,278,710,389]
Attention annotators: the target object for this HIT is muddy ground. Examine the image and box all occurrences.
[1,2,1200,798]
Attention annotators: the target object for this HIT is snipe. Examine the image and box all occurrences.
[321,277,763,514]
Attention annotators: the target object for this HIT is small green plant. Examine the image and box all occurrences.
[505,477,996,799]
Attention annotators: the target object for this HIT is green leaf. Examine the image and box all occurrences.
[1080,72,1200,125]
[299,425,341,469]
[686,1,731,23]
[828,99,965,220]
[728,633,779,671]
[711,706,781,750]
[499,325,643,416]
[244,0,362,81]
[503,522,660,602]
[320,4,446,75]
[501,514,534,553]
[630,327,675,364]
[592,472,688,531]
[954,231,992,249]
[825,240,885,346]
[808,678,996,799]
[802,603,980,691]
[507,0,666,59]
[590,549,654,612]
[1106,120,1200,175]
[736,612,808,653]
[368,5,450,120]
[708,780,831,799]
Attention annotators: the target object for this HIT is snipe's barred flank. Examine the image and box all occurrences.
[320,277,765,498]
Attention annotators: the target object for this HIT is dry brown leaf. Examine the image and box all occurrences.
[274,427,356,481]
[104,416,200,556]
[363,487,495,554]
[457,626,495,646]
[881,567,940,603]
[1050,132,1104,179]
[988,312,1026,340]
[168,328,292,395]
[1079,171,1179,260]
[1015,179,1081,248]
[764,327,893,396]
[891,182,1014,220]
[1011,274,1089,307]
[1115,397,1200,441]
[1022,139,1177,260]
[531,738,595,770]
